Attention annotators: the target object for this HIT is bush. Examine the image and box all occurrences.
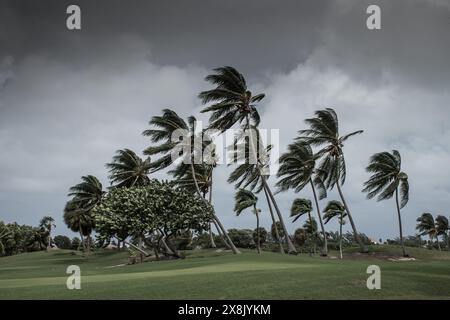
[53,235,72,249]
[227,229,254,248]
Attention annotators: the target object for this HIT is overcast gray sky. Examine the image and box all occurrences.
[1,0,449,240]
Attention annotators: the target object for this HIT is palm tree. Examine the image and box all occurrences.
[290,198,315,255]
[277,141,328,256]
[67,175,103,253]
[303,216,319,255]
[234,189,262,254]
[362,150,409,257]
[0,222,11,255]
[106,149,151,188]
[68,175,104,210]
[323,200,347,259]
[228,136,285,253]
[63,200,95,253]
[143,109,240,254]
[39,216,55,250]
[200,66,297,253]
[416,213,440,250]
[298,108,365,252]
[435,215,449,251]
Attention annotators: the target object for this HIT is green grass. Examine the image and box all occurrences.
[0,245,449,299]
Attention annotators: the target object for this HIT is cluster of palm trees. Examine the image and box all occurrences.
[416,213,449,250]
[62,65,446,259]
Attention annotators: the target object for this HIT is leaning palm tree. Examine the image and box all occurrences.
[200,66,297,253]
[228,135,285,253]
[435,215,449,251]
[68,175,104,210]
[234,189,262,254]
[323,200,347,259]
[39,216,55,250]
[277,141,328,256]
[298,108,365,252]
[143,109,240,254]
[416,213,440,250]
[290,198,315,255]
[362,150,409,257]
[106,149,151,188]
[64,200,95,253]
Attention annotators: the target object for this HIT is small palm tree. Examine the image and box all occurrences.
[106,149,151,188]
[200,67,297,254]
[143,109,240,254]
[323,200,347,259]
[234,189,262,254]
[277,141,328,256]
[290,198,315,255]
[298,108,365,252]
[435,215,449,251]
[64,200,95,253]
[39,216,55,250]
[416,213,440,250]
[362,150,409,257]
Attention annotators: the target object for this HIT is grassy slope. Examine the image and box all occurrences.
[0,246,449,299]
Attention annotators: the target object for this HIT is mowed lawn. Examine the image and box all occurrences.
[0,246,449,299]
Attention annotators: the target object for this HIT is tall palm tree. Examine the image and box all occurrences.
[143,109,240,254]
[106,149,151,188]
[290,198,315,255]
[416,213,440,250]
[64,200,95,253]
[234,189,262,254]
[39,216,55,250]
[277,141,328,256]
[362,150,409,257]
[200,66,297,253]
[435,215,449,251]
[323,200,347,259]
[298,108,365,252]
[228,136,285,253]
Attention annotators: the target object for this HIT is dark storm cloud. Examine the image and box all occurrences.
[0,0,331,76]
[0,0,449,239]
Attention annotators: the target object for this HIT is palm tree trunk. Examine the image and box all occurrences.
[310,179,327,256]
[336,181,367,253]
[339,214,343,259]
[244,115,296,254]
[307,212,313,256]
[261,178,297,254]
[213,219,231,249]
[209,223,217,248]
[190,161,240,254]
[395,188,408,257]
[436,234,442,251]
[263,187,284,254]
[208,178,217,249]
[254,205,261,254]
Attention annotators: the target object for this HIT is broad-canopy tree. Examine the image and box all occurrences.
[363,150,409,256]
[200,66,297,253]
[298,108,365,252]
[93,180,214,257]
[234,189,261,254]
[106,149,151,188]
[277,141,328,255]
